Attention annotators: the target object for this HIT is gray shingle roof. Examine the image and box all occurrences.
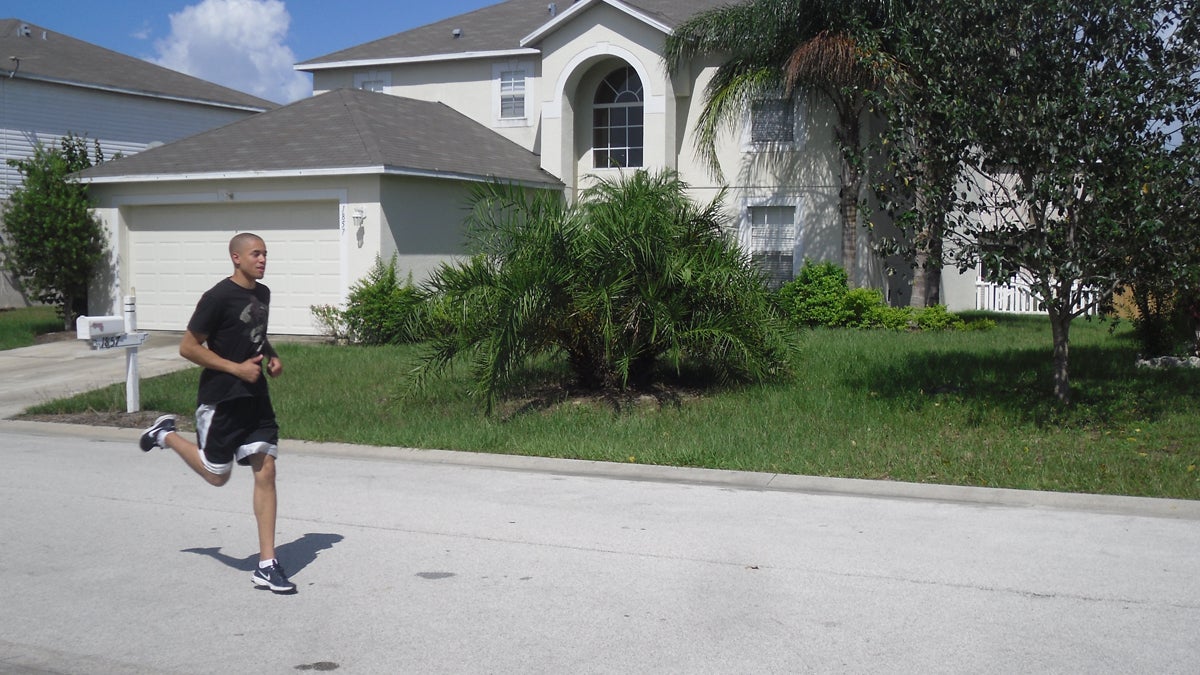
[1,18,275,111]
[76,88,561,187]
[296,0,728,68]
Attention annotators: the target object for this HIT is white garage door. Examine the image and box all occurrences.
[126,201,341,335]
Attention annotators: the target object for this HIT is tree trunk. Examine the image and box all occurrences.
[926,231,942,306]
[839,179,859,285]
[834,97,864,288]
[910,249,929,309]
[1048,307,1072,405]
[913,224,943,308]
[61,293,75,331]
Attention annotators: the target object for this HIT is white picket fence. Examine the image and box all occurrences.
[975,278,1101,316]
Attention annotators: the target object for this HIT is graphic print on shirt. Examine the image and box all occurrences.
[240,296,269,355]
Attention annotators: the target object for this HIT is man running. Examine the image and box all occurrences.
[139,232,294,594]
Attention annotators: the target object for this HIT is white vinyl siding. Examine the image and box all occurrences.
[0,78,255,199]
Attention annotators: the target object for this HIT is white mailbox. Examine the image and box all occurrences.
[76,315,126,340]
[75,296,148,414]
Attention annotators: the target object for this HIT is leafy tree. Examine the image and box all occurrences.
[1,134,107,329]
[664,0,901,285]
[415,170,796,413]
[1121,123,1200,356]
[874,0,1200,403]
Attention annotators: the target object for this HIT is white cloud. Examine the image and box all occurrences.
[131,21,153,41]
[152,0,310,104]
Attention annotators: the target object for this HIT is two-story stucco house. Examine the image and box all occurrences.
[0,18,276,308]
[80,0,963,336]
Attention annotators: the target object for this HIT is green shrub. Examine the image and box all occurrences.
[1129,287,1199,356]
[871,303,917,331]
[963,317,998,331]
[844,287,884,328]
[777,260,849,327]
[915,304,966,331]
[311,255,425,344]
[416,169,797,411]
[772,259,981,332]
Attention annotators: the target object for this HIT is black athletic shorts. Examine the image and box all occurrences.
[195,397,279,475]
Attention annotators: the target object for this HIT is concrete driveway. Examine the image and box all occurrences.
[0,332,192,418]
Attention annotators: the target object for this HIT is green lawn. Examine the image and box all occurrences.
[0,306,63,350]
[26,313,1200,500]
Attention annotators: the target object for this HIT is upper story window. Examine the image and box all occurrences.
[493,61,532,126]
[751,98,796,143]
[499,70,526,118]
[592,66,643,169]
[354,70,391,92]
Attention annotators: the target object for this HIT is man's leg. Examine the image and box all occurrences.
[248,453,295,593]
[140,414,230,486]
[248,453,277,562]
[163,431,231,487]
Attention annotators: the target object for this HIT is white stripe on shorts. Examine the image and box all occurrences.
[194,404,232,475]
[194,404,278,475]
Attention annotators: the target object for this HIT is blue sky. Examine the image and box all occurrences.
[5,0,498,103]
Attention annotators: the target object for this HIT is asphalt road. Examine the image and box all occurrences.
[2,421,1198,674]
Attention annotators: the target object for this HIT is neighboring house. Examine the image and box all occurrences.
[0,18,275,308]
[80,0,978,336]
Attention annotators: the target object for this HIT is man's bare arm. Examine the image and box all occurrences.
[179,330,263,383]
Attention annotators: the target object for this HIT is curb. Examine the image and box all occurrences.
[5,418,1198,521]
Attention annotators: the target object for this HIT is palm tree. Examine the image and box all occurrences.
[414,170,796,413]
[664,0,901,286]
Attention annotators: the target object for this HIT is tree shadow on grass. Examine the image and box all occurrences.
[181,532,344,576]
[850,341,1199,428]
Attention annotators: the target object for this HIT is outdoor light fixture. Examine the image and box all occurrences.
[352,208,366,248]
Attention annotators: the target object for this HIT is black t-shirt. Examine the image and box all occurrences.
[187,278,274,405]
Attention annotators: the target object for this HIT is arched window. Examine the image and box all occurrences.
[592,66,643,168]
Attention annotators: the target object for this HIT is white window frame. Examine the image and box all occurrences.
[741,199,803,288]
[591,65,645,171]
[500,70,526,118]
[492,61,534,128]
[354,70,391,92]
[742,95,806,153]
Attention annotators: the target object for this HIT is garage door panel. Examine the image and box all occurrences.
[127,202,340,335]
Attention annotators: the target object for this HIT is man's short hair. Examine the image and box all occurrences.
[229,232,264,255]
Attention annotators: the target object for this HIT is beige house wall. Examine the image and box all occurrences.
[312,58,540,151]
[378,176,477,284]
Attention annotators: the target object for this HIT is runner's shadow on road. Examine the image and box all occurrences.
[181,532,344,575]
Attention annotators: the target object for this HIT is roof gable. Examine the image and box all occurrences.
[520,0,720,47]
[76,88,560,187]
[0,19,275,111]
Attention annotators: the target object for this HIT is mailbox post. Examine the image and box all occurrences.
[76,294,150,413]
[124,295,139,414]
